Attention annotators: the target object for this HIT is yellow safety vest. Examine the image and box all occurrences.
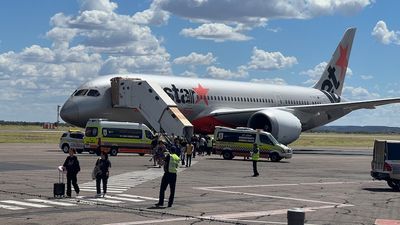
[168,153,180,173]
[252,148,260,161]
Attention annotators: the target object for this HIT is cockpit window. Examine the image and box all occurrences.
[87,89,100,97]
[74,89,88,96]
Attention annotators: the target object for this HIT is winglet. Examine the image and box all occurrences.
[313,27,356,96]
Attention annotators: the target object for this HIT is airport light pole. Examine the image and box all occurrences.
[56,105,61,125]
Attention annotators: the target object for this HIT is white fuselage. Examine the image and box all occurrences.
[60,74,334,132]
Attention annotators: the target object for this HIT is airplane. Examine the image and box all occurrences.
[60,27,400,144]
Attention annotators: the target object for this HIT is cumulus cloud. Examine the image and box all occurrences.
[246,47,297,70]
[132,0,170,25]
[301,61,353,85]
[250,78,287,85]
[372,20,400,45]
[173,52,216,65]
[360,75,373,80]
[343,86,380,100]
[159,0,372,26]
[180,23,251,42]
[206,66,248,79]
[0,0,172,122]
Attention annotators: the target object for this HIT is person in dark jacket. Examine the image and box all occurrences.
[95,152,111,197]
[63,148,80,198]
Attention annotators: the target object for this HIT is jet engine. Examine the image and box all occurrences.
[247,109,301,144]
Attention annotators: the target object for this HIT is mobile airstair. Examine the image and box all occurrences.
[110,77,193,141]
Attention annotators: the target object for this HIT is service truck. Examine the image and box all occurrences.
[371,139,400,190]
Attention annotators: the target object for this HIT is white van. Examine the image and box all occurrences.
[83,119,154,156]
[213,126,292,162]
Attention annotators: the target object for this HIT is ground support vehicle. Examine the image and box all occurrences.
[371,140,400,190]
[213,126,292,162]
[84,119,154,156]
[59,129,84,154]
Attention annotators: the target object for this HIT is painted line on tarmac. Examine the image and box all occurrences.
[101,205,343,225]
[79,161,197,194]
[196,180,376,189]
[195,181,358,205]
[375,219,400,225]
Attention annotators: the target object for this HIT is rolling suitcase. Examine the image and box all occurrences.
[53,170,65,198]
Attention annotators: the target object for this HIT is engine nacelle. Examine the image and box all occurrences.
[247,109,301,144]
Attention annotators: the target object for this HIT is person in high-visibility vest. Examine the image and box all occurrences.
[251,143,260,177]
[155,146,180,207]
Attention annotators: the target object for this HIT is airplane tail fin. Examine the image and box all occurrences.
[313,27,356,97]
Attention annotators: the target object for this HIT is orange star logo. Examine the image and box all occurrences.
[193,84,209,105]
[335,44,349,80]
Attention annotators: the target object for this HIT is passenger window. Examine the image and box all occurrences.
[74,89,88,96]
[85,127,98,137]
[87,89,100,97]
[260,134,274,145]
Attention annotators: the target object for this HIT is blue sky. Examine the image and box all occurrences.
[1,0,400,126]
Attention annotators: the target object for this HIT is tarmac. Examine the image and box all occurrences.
[0,143,398,225]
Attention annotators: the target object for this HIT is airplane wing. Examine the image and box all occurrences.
[207,97,400,128]
[210,97,400,115]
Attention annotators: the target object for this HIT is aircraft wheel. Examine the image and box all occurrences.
[110,148,118,156]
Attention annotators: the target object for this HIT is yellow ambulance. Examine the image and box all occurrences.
[83,119,154,156]
[213,126,292,162]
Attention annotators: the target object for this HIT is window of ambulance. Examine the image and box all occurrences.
[85,127,98,137]
[102,128,142,139]
[260,134,275,145]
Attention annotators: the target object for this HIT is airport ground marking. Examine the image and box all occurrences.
[0,203,25,210]
[0,200,51,208]
[101,205,340,225]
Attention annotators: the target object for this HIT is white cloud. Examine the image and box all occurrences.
[301,61,353,85]
[132,0,170,25]
[0,0,172,122]
[250,78,287,85]
[343,86,380,100]
[247,47,297,70]
[206,66,248,79]
[180,23,251,42]
[78,0,117,13]
[173,52,216,65]
[372,20,400,45]
[158,0,372,26]
[180,70,198,77]
[360,75,373,80]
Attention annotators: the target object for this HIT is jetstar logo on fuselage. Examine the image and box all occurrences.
[163,84,209,105]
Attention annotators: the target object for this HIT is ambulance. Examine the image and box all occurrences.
[83,119,154,156]
[213,126,292,162]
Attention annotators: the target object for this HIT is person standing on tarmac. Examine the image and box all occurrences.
[185,142,194,167]
[155,148,180,208]
[251,143,260,177]
[63,148,80,198]
[95,152,111,197]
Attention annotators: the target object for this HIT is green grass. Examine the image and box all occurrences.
[1,125,400,147]
[0,125,83,144]
[289,133,400,149]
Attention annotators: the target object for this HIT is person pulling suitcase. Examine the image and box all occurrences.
[63,148,80,198]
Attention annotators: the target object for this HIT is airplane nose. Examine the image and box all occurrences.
[60,100,79,125]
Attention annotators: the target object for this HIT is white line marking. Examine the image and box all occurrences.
[102,205,345,225]
[102,217,190,225]
[117,194,158,201]
[86,198,123,204]
[197,187,349,205]
[78,187,128,191]
[196,181,366,190]
[0,203,25,210]
[0,200,51,208]
[105,196,144,202]
[26,199,76,206]
[79,189,124,193]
